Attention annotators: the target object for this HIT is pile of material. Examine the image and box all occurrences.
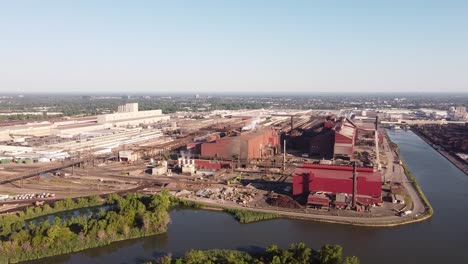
[196,188,218,198]
[175,189,191,197]
[165,182,189,190]
[194,187,257,205]
[267,194,303,209]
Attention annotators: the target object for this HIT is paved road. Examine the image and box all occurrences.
[381,136,426,217]
[183,196,425,226]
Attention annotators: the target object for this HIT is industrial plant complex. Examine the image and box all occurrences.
[0,100,458,224]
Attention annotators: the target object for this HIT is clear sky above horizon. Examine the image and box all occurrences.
[0,0,467,94]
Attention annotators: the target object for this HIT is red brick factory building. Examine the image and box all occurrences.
[200,128,280,163]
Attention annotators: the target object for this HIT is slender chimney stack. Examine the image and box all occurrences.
[291,116,294,132]
[352,161,357,209]
[283,139,286,171]
[375,116,381,172]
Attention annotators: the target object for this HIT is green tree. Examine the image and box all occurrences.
[149,190,171,212]
[343,256,360,264]
[271,255,282,264]
[265,244,280,262]
[156,255,172,264]
[54,216,62,227]
[89,195,100,205]
[317,245,343,264]
[106,193,119,204]
[289,242,312,264]
[184,250,208,264]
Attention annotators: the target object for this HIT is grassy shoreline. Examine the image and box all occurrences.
[224,208,279,223]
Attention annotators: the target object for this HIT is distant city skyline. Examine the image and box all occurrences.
[0,0,467,93]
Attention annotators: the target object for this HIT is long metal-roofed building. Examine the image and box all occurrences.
[292,164,382,206]
[200,128,279,163]
[333,118,358,158]
[97,103,169,127]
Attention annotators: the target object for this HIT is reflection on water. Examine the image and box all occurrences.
[27,206,111,227]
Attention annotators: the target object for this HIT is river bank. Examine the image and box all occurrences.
[410,127,468,175]
[182,198,432,227]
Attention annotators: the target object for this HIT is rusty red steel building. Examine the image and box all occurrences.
[200,128,280,161]
[194,159,231,170]
[292,164,382,205]
[333,119,358,158]
[288,117,358,159]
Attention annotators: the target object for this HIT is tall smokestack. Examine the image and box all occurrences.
[291,116,294,132]
[283,139,286,171]
[352,161,357,209]
[375,116,381,172]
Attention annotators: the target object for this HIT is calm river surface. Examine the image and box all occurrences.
[30,130,468,264]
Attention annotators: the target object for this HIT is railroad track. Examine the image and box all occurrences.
[0,158,89,185]
[0,153,114,186]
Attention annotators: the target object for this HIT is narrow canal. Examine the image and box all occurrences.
[29,130,468,264]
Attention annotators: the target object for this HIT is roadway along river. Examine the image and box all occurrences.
[29,130,468,264]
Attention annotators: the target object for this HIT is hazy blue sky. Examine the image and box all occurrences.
[0,0,467,93]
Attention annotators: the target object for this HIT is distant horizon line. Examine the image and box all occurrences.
[1,91,467,95]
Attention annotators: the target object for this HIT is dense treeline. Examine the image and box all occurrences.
[0,192,171,263]
[0,195,104,238]
[4,93,461,120]
[0,114,57,121]
[224,208,278,223]
[150,243,359,264]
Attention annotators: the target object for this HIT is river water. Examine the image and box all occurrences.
[30,130,468,264]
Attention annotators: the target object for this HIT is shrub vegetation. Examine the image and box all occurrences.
[0,191,171,263]
[150,243,360,264]
[224,208,278,223]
